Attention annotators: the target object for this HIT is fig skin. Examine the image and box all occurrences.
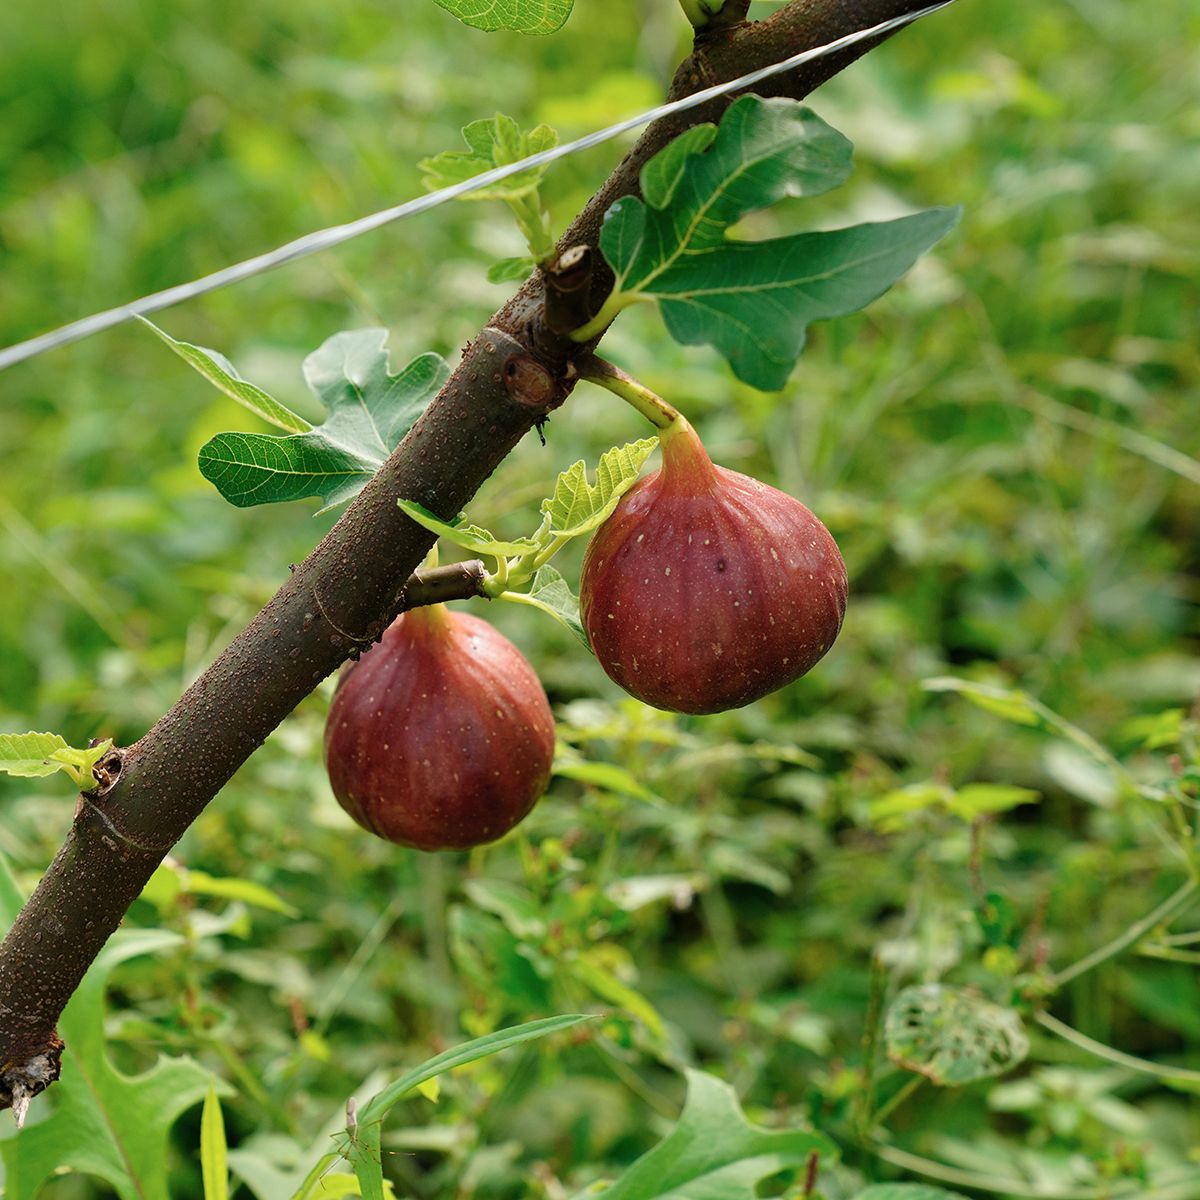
[580,417,847,715]
[323,604,555,851]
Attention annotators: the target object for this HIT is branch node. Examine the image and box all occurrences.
[2,1049,61,1125]
[543,245,595,335]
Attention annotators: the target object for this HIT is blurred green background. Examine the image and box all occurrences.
[3,0,1200,1195]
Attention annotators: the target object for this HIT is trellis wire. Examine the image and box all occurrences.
[0,1,956,373]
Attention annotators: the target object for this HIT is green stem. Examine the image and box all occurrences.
[508,194,555,264]
[868,1137,1102,1199]
[1051,877,1199,987]
[578,358,680,429]
[209,1036,297,1134]
[869,1073,923,1131]
[1035,1010,1200,1082]
[313,894,404,1035]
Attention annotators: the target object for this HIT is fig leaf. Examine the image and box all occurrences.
[195,330,448,511]
[502,565,591,650]
[139,318,311,433]
[0,929,230,1200]
[430,0,573,35]
[396,500,542,558]
[0,732,113,790]
[589,95,960,391]
[419,114,558,200]
[542,437,657,536]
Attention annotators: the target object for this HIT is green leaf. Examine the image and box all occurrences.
[593,1069,833,1200]
[542,437,657,535]
[501,565,591,650]
[884,984,1029,1086]
[569,952,667,1041]
[419,114,559,200]
[0,732,112,789]
[853,1187,970,1200]
[139,317,311,433]
[553,758,661,801]
[463,878,546,938]
[869,781,954,827]
[0,929,230,1200]
[430,0,573,35]
[949,783,1040,820]
[335,1014,592,1197]
[921,677,1043,726]
[354,1014,591,1130]
[487,255,537,283]
[396,498,542,558]
[199,330,448,510]
[201,1084,230,1200]
[595,95,959,390]
[0,730,74,778]
[184,869,301,917]
[0,847,24,934]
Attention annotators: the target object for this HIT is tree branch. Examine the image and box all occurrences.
[0,0,945,1114]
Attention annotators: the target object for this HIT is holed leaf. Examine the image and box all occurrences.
[431,0,573,34]
[0,929,229,1200]
[884,984,1029,1086]
[595,95,960,390]
[420,114,558,201]
[594,1069,833,1200]
[198,330,448,511]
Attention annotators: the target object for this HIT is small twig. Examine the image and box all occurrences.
[1050,877,1199,987]
[869,1073,923,1130]
[1035,1010,1200,1082]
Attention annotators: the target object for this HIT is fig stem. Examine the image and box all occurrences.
[577,357,681,430]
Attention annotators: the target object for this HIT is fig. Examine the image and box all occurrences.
[323,604,555,851]
[579,416,847,714]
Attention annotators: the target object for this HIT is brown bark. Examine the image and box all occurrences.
[0,0,947,1113]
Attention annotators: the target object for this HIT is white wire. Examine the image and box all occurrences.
[0,1,956,373]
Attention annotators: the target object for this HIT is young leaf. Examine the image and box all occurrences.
[590,95,960,391]
[884,984,1030,1086]
[420,114,558,201]
[487,255,537,283]
[430,0,573,36]
[542,437,657,535]
[201,1083,230,1200]
[0,732,112,789]
[396,498,542,558]
[0,731,76,779]
[198,330,448,510]
[0,929,229,1200]
[501,565,591,650]
[593,1069,833,1200]
[140,318,312,433]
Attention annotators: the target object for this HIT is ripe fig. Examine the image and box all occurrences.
[323,604,555,851]
[579,416,847,714]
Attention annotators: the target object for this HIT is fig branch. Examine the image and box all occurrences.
[0,0,943,1117]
